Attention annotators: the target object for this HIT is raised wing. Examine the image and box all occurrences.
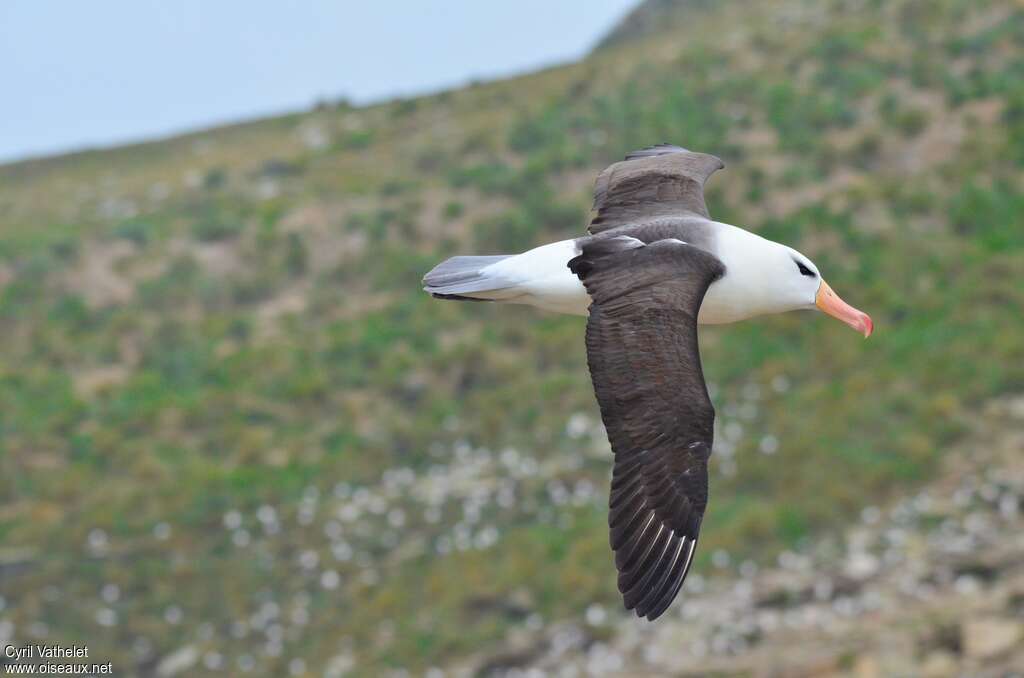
[568,235,725,620]
[589,144,724,235]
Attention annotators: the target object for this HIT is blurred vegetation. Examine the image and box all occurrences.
[0,0,1022,674]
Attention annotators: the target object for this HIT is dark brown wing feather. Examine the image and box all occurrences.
[589,144,724,235]
[569,235,724,620]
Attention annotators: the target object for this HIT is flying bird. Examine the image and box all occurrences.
[422,145,873,620]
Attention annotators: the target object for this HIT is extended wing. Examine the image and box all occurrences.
[589,144,724,235]
[569,235,724,620]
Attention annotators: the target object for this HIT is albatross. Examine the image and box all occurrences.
[422,144,873,620]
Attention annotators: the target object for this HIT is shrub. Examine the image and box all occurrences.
[113,220,154,246]
[285,233,308,277]
[192,216,244,242]
[340,130,375,150]
[442,201,465,220]
[895,108,929,137]
[202,168,227,190]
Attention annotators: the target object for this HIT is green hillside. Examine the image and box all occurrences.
[1,0,1022,674]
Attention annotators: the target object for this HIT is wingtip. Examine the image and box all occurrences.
[624,602,668,622]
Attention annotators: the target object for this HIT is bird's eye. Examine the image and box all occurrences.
[795,261,816,278]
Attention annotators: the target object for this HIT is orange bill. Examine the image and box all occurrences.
[816,280,873,337]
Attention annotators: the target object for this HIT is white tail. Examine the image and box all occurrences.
[423,239,589,316]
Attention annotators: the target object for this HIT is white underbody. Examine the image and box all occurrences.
[476,222,804,324]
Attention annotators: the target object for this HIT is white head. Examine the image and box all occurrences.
[708,225,873,336]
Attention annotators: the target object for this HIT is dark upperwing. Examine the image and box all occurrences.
[589,144,724,235]
[569,234,725,620]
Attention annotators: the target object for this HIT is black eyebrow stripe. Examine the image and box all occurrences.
[794,259,817,277]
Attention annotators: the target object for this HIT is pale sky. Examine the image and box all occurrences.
[0,1,638,162]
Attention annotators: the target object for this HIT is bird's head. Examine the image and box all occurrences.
[777,246,873,337]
